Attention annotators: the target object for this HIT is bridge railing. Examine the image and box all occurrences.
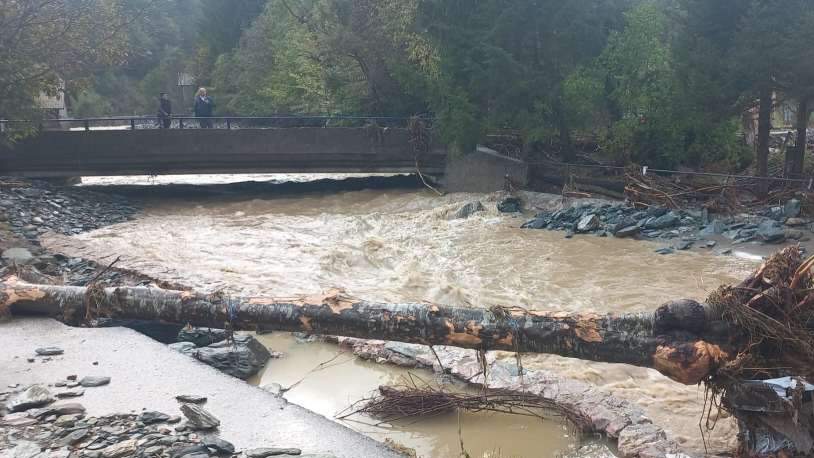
[0,115,433,132]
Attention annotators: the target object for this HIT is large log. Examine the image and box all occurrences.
[1,276,731,385]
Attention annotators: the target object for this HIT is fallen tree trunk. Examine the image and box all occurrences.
[1,276,730,385]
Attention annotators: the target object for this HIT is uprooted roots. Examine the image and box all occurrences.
[703,246,814,429]
[337,375,591,432]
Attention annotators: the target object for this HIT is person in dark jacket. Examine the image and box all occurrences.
[157,92,172,128]
[193,87,215,128]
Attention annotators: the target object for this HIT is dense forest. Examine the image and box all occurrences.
[4,0,814,174]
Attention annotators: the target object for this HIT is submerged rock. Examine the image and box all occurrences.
[496,196,522,213]
[35,347,64,356]
[451,201,485,219]
[246,448,302,457]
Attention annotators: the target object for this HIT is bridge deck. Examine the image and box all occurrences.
[0,128,446,177]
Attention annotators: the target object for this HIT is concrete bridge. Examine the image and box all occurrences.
[0,120,446,178]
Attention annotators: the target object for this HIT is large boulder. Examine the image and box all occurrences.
[8,385,54,412]
[645,212,680,230]
[190,334,272,380]
[784,199,802,218]
[576,214,600,233]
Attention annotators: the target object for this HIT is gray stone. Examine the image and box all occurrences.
[9,384,55,412]
[246,448,303,457]
[80,376,111,387]
[54,413,82,427]
[0,412,37,426]
[170,445,209,458]
[496,197,521,213]
[576,214,600,233]
[2,247,34,264]
[784,199,802,218]
[175,395,207,404]
[699,220,726,236]
[757,220,786,244]
[101,439,138,458]
[654,247,674,255]
[139,411,170,425]
[451,201,485,219]
[613,225,639,238]
[705,240,717,248]
[56,389,84,399]
[645,212,680,230]
[180,403,220,430]
[203,437,235,454]
[260,383,284,397]
[192,334,271,380]
[785,217,808,227]
[58,428,90,446]
[35,347,64,356]
[177,327,228,347]
[673,240,692,251]
[169,342,198,355]
[521,218,548,229]
[143,446,165,456]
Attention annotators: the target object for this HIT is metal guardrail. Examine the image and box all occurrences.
[0,115,433,131]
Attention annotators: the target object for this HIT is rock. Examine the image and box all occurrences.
[2,247,34,264]
[180,403,220,430]
[787,229,805,240]
[80,376,111,387]
[784,199,802,218]
[496,197,522,213]
[785,217,808,227]
[564,230,574,239]
[54,413,82,427]
[35,347,64,356]
[175,395,207,404]
[645,212,680,230]
[576,214,600,233]
[51,403,86,415]
[451,201,485,219]
[757,220,786,244]
[521,218,548,229]
[177,327,228,347]
[699,220,726,236]
[246,448,303,457]
[139,411,171,424]
[717,248,733,256]
[654,247,674,255]
[705,240,717,248]
[203,437,235,455]
[143,446,165,456]
[170,445,210,458]
[613,225,640,238]
[9,384,55,412]
[55,389,84,398]
[193,334,271,379]
[0,412,38,426]
[169,342,198,355]
[673,240,693,251]
[101,439,138,458]
[260,383,284,397]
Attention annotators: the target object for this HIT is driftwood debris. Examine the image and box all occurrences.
[2,277,731,385]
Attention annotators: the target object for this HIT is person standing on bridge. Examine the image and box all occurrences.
[193,87,215,128]
[157,92,172,128]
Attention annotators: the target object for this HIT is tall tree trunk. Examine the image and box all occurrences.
[756,85,773,195]
[1,277,731,385]
[790,97,810,178]
[554,96,574,162]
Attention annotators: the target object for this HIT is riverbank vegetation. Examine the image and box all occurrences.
[5,0,814,174]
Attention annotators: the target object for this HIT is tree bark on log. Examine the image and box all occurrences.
[1,277,732,385]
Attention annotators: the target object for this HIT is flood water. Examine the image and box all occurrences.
[45,174,760,456]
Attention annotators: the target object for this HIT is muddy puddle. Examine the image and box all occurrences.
[45,174,762,456]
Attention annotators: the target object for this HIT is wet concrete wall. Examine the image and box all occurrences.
[443,147,528,193]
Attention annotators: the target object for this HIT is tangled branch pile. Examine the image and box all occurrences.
[624,167,814,214]
[338,378,591,431]
[703,246,814,422]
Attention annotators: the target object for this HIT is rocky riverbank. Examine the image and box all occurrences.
[517,196,810,255]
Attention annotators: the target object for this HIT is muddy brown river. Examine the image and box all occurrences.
[45,174,761,457]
